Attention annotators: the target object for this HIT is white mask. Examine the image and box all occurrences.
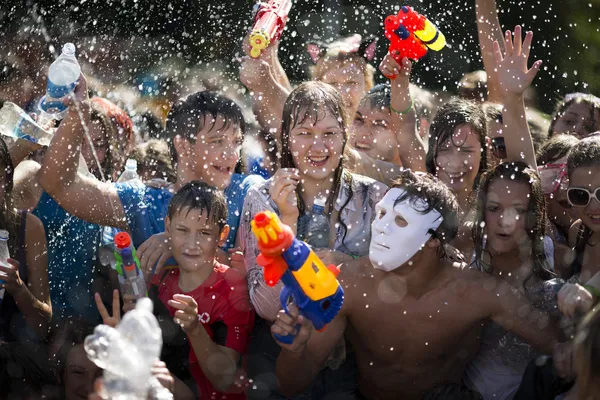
[370,188,444,272]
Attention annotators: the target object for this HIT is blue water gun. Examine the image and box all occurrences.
[251,211,344,344]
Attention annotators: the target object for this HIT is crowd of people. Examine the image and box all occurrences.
[1,1,600,399]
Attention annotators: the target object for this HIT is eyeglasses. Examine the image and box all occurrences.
[567,187,600,207]
[538,163,569,195]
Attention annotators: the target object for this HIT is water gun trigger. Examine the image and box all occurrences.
[256,253,286,286]
[327,264,340,278]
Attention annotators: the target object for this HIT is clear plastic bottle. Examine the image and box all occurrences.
[39,43,81,121]
[0,230,10,305]
[84,298,172,399]
[305,196,330,249]
[117,159,140,183]
[0,102,53,146]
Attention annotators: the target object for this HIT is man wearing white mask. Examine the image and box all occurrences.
[271,170,562,400]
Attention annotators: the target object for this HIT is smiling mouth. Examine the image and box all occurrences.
[587,214,600,223]
[447,172,466,180]
[354,142,372,151]
[212,166,232,174]
[307,155,329,167]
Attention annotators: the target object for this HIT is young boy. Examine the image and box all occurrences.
[150,181,255,399]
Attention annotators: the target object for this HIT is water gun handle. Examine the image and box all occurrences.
[274,286,302,345]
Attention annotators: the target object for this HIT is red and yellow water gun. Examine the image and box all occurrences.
[249,0,293,58]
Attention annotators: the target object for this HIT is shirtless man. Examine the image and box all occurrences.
[272,170,560,400]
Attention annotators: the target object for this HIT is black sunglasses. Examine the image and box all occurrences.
[567,187,600,207]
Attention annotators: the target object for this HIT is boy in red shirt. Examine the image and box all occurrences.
[149,180,255,399]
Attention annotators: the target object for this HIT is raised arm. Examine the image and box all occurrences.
[493,26,542,168]
[38,75,128,230]
[475,0,505,103]
[379,54,426,172]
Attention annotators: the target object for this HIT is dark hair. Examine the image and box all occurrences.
[165,91,246,166]
[457,70,488,102]
[51,320,96,384]
[361,83,391,110]
[131,139,176,183]
[426,98,488,187]
[280,81,349,217]
[484,103,503,126]
[424,382,483,400]
[167,180,228,231]
[473,162,553,282]
[567,135,600,177]
[391,170,460,246]
[537,134,580,166]
[549,93,600,138]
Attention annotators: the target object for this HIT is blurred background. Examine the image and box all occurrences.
[1,0,599,114]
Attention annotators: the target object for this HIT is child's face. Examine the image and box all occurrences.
[319,59,367,116]
[350,102,397,162]
[63,344,102,400]
[568,165,600,232]
[181,114,243,190]
[166,208,227,273]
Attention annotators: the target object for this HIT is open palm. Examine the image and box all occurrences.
[493,25,542,96]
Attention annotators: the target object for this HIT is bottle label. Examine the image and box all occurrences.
[40,96,68,115]
[46,78,76,99]
[14,117,41,143]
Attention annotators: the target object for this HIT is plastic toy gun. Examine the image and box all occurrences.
[251,211,344,344]
[249,0,293,58]
[384,6,446,65]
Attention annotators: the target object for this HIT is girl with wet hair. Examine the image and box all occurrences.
[465,161,562,400]
[239,81,386,399]
[549,93,600,139]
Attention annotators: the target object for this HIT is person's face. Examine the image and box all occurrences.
[568,165,600,233]
[289,110,345,182]
[82,118,110,175]
[370,187,443,272]
[165,208,227,273]
[484,179,531,255]
[178,114,243,190]
[319,60,367,116]
[63,344,102,400]
[350,102,397,162]
[553,102,600,138]
[435,124,482,195]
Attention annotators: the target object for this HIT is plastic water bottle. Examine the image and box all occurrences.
[0,102,53,146]
[0,230,10,305]
[39,43,81,121]
[305,197,330,249]
[84,298,172,399]
[117,159,140,183]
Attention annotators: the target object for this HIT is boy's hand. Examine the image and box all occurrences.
[168,294,201,335]
[138,232,172,281]
[271,303,313,353]
[151,361,175,394]
[493,25,542,97]
[379,53,412,82]
[95,289,121,328]
[558,283,595,319]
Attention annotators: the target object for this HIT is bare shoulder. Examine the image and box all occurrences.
[25,212,45,236]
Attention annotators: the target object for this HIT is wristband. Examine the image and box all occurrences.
[584,284,600,304]
[390,99,413,115]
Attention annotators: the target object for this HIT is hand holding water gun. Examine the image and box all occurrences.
[249,0,293,58]
[251,211,344,344]
[114,232,147,299]
[384,5,446,78]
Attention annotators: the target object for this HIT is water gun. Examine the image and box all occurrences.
[251,211,344,344]
[249,0,293,58]
[384,6,446,70]
[113,232,141,278]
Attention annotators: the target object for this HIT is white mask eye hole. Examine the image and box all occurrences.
[395,215,408,227]
[378,209,387,219]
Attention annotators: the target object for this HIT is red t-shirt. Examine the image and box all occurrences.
[151,263,255,399]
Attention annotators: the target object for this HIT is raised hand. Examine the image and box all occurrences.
[379,53,412,82]
[138,232,172,282]
[493,25,542,96]
[95,289,121,328]
[270,168,300,219]
[168,294,201,334]
[271,303,313,352]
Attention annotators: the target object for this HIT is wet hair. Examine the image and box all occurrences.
[167,180,227,231]
[473,162,553,282]
[130,139,176,183]
[165,91,246,166]
[424,382,483,400]
[549,93,600,138]
[457,70,488,103]
[280,81,357,254]
[391,169,460,246]
[567,134,600,177]
[360,83,391,110]
[536,134,580,166]
[574,306,600,400]
[426,98,488,186]
[311,52,375,91]
[51,320,96,385]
